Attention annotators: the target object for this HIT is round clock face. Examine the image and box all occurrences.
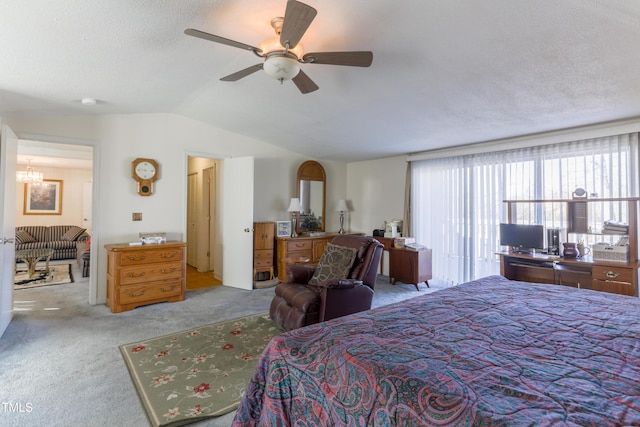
[135,162,156,180]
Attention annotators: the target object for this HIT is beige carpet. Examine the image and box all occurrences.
[14,264,73,290]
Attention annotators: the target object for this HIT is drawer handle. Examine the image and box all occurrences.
[161,252,177,258]
[128,255,146,261]
[128,272,146,278]
[605,271,620,279]
[295,243,305,248]
[129,290,145,297]
[160,286,176,292]
[160,268,176,274]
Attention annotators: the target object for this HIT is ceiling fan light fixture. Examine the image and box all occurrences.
[258,38,303,58]
[263,53,301,82]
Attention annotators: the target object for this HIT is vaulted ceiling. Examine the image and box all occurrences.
[2,1,640,162]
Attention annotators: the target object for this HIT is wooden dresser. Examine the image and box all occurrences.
[253,222,275,281]
[276,233,363,282]
[105,241,186,313]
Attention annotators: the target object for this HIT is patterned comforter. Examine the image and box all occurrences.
[233,276,640,426]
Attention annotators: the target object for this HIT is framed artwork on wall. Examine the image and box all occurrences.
[276,221,291,237]
[24,179,63,215]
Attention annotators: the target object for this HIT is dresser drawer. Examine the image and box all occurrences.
[254,250,273,260]
[119,261,183,285]
[119,280,182,305]
[254,258,273,268]
[592,279,635,296]
[118,248,183,266]
[286,240,312,252]
[592,266,634,283]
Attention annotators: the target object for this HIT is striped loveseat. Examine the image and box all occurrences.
[15,225,89,260]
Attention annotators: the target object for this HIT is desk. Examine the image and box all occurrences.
[368,236,394,275]
[499,252,638,297]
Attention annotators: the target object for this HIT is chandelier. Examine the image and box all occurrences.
[16,159,44,184]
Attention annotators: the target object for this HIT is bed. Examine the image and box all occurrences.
[232,275,640,426]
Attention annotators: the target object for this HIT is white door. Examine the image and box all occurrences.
[186,172,198,267]
[82,182,92,233]
[204,166,216,271]
[0,123,18,337]
[222,156,254,290]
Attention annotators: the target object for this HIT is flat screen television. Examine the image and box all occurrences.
[499,223,545,254]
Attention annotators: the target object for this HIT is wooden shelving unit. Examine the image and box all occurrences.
[500,197,639,297]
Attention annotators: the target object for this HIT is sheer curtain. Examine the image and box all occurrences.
[411,133,639,285]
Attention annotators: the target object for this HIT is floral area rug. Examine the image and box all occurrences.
[119,313,281,427]
[14,264,73,290]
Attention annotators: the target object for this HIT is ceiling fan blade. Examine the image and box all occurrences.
[184,28,259,52]
[280,0,317,49]
[302,51,373,67]
[292,70,319,94]
[220,64,263,81]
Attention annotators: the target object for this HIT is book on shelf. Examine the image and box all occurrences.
[602,220,629,234]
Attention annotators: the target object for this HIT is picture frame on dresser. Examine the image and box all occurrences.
[24,179,63,215]
[276,221,291,238]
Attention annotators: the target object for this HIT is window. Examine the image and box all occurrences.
[411,133,639,285]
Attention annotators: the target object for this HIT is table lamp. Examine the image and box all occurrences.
[336,199,349,234]
[287,198,302,237]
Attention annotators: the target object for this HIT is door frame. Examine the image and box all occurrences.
[16,132,101,304]
[183,151,253,288]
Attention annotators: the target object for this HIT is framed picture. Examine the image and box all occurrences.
[276,221,291,237]
[24,179,63,215]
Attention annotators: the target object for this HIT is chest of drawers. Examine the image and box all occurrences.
[105,241,186,313]
[275,233,363,282]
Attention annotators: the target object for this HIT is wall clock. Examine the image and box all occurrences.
[131,158,159,196]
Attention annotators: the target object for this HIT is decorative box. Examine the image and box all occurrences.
[393,237,415,248]
[592,243,629,263]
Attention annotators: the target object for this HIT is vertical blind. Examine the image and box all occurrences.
[410,133,639,285]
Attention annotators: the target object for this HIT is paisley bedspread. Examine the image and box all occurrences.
[233,275,640,426]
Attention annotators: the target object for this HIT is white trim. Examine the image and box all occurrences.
[406,118,640,162]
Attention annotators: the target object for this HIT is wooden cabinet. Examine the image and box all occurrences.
[105,241,186,313]
[500,197,640,297]
[592,264,637,296]
[253,222,275,281]
[276,233,361,282]
[389,247,433,290]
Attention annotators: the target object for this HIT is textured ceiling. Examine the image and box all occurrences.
[2,1,640,162]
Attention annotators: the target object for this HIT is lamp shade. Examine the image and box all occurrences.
[287,197,302,212]
[263,55,300,81]
[336,199,349,212]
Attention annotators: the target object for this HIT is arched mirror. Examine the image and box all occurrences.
[296,160,326,234]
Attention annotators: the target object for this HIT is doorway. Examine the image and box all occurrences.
[186,156,220,289]
[14,137,97,301]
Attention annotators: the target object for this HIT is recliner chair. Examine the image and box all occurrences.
[270,234,383,331]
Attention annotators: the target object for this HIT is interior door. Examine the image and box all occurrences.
[204,166,215,271]
[186,172,198,267]
[82,182,92,233]
[222,156,254,290]
[0,123,18,337]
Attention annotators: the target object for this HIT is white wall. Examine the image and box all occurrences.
[6,113,348,304]
[346,155,407,235]
[16,166,92,227]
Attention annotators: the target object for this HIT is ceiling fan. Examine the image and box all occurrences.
[184,0,373,94]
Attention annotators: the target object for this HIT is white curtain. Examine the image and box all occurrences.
[411,133,639,285]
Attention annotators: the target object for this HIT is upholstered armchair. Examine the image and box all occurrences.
[270,235,383,331]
